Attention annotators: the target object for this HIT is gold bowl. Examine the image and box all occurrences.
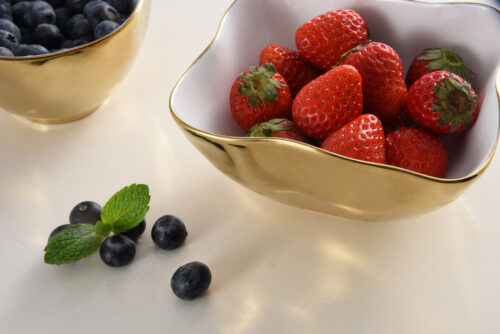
[0,0,151,124]
[170,0,500,221]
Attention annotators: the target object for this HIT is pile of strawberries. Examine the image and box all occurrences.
[229,9,478,178]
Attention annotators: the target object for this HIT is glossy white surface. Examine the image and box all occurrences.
[1,1,500,333]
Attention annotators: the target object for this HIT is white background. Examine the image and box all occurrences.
[0,0,499,333]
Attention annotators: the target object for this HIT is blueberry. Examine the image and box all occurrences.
[54,7,70,32]
[0,45,13,56]
[17,43,48,55]
[45,0,63,8]
[86,1,118,29]
[99,234,136,267]
[64,13,84,35]
[171,262,212,300]
[104,0,129,14]
[48,224,70,242]
[71,38,89,46]
[120,218,146,242]
[93,19,117,39]
[82,0,100,17]
[0,29,18,53]
[69,200,101,225]
[30,1,56,27]
[19,27,30,43]
[0,2,11,21]
[66,0,89,14]
[32,23,62,49]
[0,18,21,41]
[151,215,188,250]
[71,17,91,39]
[12,2,33,29]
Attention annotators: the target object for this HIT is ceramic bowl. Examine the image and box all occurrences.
[0,0,151,124]
[170,0,500,221]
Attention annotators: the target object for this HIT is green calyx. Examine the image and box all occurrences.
[248,118,291,137]
[238,63,285,107]
[432,76,478,131]
[419,48,473,83]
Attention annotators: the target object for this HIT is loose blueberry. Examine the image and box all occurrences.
[69,200,101,225]
[171,262,212,300]
[48,224,70,242]
[32,23,62,49]
[30,1,56,27]
[71,17,91,39]
[0,18,21,41]
[120,218,146,242]
[12,2,34,29]
[151,215,188,250]
[99,234,136,267]
[0,45,13,56]
[93,19,118,39]
[0,29,18,53]
[66,0,90,14]
[86,1,118,29]
[17,43,48,56]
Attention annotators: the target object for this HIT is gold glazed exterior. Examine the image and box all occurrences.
[0,0,151,124]
[170,0,500,221]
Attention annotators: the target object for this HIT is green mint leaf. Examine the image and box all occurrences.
[101,183,150,234]
[94,220,112,238]
[44,224,103,265]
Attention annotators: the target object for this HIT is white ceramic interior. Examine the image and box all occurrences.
[171,0,500,180]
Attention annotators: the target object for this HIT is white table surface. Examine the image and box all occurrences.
[1,1,499,333]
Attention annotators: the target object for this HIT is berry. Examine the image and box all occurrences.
[83,0,101,17]
[248,118,311,144]
[0,29,18,53]
[0,45,13,56]
[64,13,85,35]
[12,1,34,29]
[0,18,21,41]
[19,27,30,43]
[99,234,136,267]
[66,0,90,14]
[71,18,91,39]
[386,127,448,178]
[69,200,101,225]
[292,64,363,141]
[32,23,63,49]
[86,1,119,28]
[406,48,472,87]
[48,224,70,242]
[295,9,368,72]
[120,219,146,242]
[321,114,386,164]
[30,1,56,27]
[45,0,63,8]
[93,19,118,39]
[0,1,11,21]
[17,43,48,55]
[407,71,478,135]
[104,0,130,14]
[54,7,70,32]
[259,44,318,96]
[230,63,292,133]
[341,41,407,122]
[151,215,187,250]
[171,262,212,300]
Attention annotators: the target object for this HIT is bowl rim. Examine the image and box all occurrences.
[0,0,148,61]
[169,0,500,184]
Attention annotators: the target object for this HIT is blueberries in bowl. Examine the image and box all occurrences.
[0,0,137,57]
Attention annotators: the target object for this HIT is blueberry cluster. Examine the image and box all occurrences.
[0,0,136,57]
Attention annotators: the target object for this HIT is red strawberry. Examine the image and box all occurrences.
[259,44,319,96]
[292,64,363,141]
[248,118,311,143]
[230,63,292,132]
[407,71,478,135]
[406,48,472,87]
[321,114,386,164]
[341,41,407,122]
[382,106,414,134]
[295,9,369,72]
[386,127,448,178]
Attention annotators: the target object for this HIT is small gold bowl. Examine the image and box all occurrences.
[0,0,151,124]
[170,0,500,221]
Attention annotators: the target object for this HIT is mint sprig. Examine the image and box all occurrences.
[44,183,150,265]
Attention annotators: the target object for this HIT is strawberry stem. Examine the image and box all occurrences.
[237,63,285,107]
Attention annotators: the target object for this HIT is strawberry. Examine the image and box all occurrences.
[248,118,311,143]
[407,71,478,135]
[321,114,386,164]
[382,106,414,134]
[259,44,319,96]
[341,41,407,123]
[292,64,363,141]
[295,9,369,72]
[406,47,472,87]
[386,127,448,178]
[230,63,292,132]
